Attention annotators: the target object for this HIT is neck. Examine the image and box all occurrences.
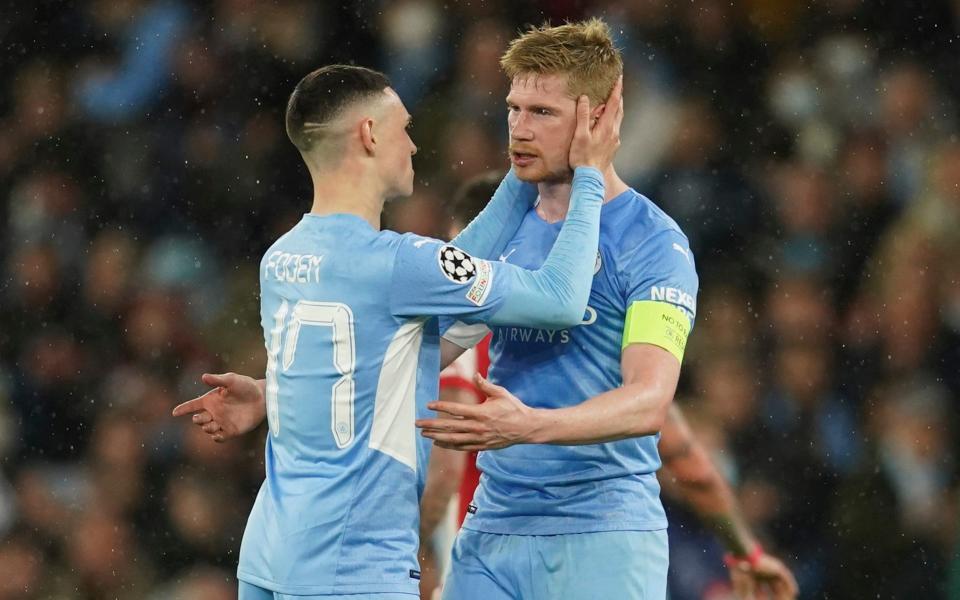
[307,160,385,230]
[536,164,629,223]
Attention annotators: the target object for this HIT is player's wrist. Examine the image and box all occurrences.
[572,165,603,179]
[723,542,764,571]
[523,408,552,444]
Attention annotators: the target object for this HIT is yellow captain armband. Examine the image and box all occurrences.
[621,301,691,363]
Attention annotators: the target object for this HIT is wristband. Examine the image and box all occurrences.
[723,543,764,570]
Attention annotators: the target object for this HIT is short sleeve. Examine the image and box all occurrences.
[619,230,699,360]
[389,235,513,323]
[622,230,699,320]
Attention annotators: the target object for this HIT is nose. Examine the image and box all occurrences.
[509,112,533,141]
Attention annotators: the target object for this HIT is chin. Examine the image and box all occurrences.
[515,165,572,184]
[513,165,548,183]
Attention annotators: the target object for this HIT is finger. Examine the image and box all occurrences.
[769,579,791,600]
[613,88,625,132]
[172,393,212,417]
[201,372,235,388]
[597,76,624,129]
[731,571,754,600]
[433,441,479,451]
[417,418,485,434]
[435,442,486,452]
[425,400,483,419]
[574,94,590,138]
[192,411,213,425]
[779,569,799,598]
[421,430,486,445]
[202,421,222,434]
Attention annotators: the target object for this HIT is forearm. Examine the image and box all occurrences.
[661,444,757,555]
[419,446,465,537]
[488,167,603,329]
[527,382,671,445]
[450,169,536,259]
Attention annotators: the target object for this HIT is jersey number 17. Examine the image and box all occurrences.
[265,299,356,447]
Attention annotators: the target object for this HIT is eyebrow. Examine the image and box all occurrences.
[506,99,561,113]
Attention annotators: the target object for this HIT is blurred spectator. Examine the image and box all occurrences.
[1,2,957,598]
[830,377,955,598]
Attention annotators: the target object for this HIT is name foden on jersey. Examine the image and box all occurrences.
[263,251,323,284]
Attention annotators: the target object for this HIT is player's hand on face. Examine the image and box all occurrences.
[728,553,798,600]
[172,372,267,443]
[568,75,623,172]
[416,374,536,451]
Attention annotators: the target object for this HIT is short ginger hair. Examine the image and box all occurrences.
[500,18,623,105]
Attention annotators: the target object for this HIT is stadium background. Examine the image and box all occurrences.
[1,0,958,598]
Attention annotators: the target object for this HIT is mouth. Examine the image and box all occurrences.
[510,151,538,167]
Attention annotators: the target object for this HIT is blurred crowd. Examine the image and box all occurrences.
[0,0,958,598]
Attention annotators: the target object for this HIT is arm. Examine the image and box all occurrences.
[485,165,605,328]
[449,169,537,260]
[417,388,472,598]
[658,404,756,554]
[389,82,623,331]
[526,342,677,444]
[419,385,473,537]
[417,342,678,450]
[659,405,799,599]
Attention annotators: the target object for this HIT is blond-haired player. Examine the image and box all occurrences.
[414,19,720,599]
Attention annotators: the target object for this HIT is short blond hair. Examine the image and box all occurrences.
[500,18,623,105]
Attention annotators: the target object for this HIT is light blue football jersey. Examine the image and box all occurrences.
[237,169,606,595]
[238,215,511,596]
[466,188,699,536]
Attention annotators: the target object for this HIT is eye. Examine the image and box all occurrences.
[535,108,551,116]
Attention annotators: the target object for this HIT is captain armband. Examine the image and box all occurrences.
[621,301,691,363]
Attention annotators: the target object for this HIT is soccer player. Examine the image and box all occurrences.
[419,173,798,599]
[410,19,693,598]
[171,63,623,599]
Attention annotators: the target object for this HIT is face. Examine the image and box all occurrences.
[377,88,418,198]
[506,73,579,183]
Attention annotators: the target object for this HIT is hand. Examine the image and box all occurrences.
[416,374,538,451]
[568,75,624,171]
[728,553,799,600]
[172,373,267,442]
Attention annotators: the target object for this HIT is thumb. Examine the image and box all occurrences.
[201,372,234,388]
[474,373,505,396]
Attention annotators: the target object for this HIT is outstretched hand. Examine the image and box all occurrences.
[172,372,267,442]
[568,75,624,172]
[416,374,538,451]
[728,552,799,600]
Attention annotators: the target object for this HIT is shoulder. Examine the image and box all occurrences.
[605,190,693,266]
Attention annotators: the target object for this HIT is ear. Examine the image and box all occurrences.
[359,118,376,155]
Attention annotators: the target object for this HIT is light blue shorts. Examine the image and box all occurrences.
[238,581,416,600]
[442,528,669,600]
